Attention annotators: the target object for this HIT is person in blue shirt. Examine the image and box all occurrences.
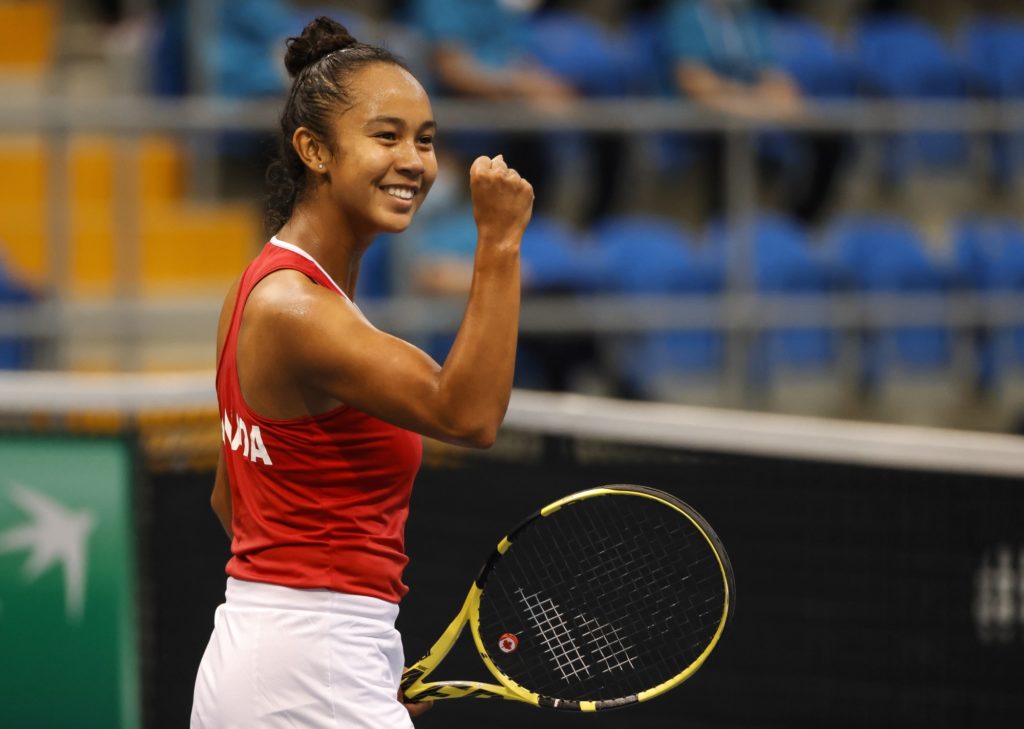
[153,1,370,197]
[666,0,802,118]
[663,0,843,223]
[408,0,636,225]
[407,0,575,213]
[409,0,575,106]
[407,0,618,388]
[153,0,297,98]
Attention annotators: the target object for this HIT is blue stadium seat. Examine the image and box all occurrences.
[0,254,34,369]
[855,16,971,101]
[952,217,1024,387]
[526,10,648,96]
[770,15,858,99]
[151,4,187,96]
[410,210,594,293]
[356,236,394,300]
[962,18,1024,185]
[590,216,724,399]
[962,19,1024,97]
[827,215,953,384]
[592,216,719,294]
[394,207,477,364]
[854,15,973,178]
[519,216,597,292]
[405,211,596,382]
[706,213,840,385]
[622,10,671,96]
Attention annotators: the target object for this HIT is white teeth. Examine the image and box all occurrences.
[383,186,415,200]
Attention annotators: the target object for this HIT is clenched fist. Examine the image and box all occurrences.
[469,154,534,246]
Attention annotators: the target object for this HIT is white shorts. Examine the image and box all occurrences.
[190,577,413,729]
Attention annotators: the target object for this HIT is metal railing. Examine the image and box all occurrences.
[1,96,1023,384]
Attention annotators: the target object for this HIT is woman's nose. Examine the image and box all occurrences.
[396,141,426,175]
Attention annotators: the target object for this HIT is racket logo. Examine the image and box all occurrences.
[498,633,519,654]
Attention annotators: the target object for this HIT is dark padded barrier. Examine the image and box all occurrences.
[147,436,1023,728]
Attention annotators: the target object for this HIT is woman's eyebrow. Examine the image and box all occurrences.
[363,116,437,132]
[364,115,406,129]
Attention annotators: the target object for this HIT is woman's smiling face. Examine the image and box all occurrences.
[317,62,438,237]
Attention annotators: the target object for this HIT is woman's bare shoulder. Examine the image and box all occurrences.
[243,269,363,337]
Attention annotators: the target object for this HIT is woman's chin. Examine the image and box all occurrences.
[378,211,417,234]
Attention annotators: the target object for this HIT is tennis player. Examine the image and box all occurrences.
[190,16,533,728]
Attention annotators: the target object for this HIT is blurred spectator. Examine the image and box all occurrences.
[668,0,802,119]
[0,247,35,369]
[409,0,573,103]
[663,0,845,223]
[403,194,606,392]
[152,1,375,197]
[406,0,630,224]
[152,0,296,97]
[86,0,126,23]
[152,0,189,96]
[394,131,475,298]
[207,0,295,98]
[150,0,297,198]
[406,0,621,390]
[405,0,573,210]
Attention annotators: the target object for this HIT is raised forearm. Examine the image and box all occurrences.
[437,240,521,446]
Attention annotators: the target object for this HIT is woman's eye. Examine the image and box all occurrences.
[377,132,397,141]
[418,136,434,146]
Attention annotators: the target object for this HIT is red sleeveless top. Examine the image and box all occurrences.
[216,238,423,603]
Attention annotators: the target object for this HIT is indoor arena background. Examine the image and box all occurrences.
[2,1,1024,727]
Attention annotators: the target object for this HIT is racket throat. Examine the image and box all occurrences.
[404,680,514,702]
[401,588,478,694]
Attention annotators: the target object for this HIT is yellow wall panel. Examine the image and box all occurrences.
[69,205,116,294]
[0,133,257,293]
[140,204,258,288]
[0,139,47,281]
[0,135,46,205]
[70,136,115,205]
[139,136,185,206]
[0,2,57,70]
[0,210,46,284]
[68,138,116,293]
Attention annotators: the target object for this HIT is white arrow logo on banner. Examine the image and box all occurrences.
[0,483,96,621]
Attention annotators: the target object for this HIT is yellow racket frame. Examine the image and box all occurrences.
[401,485,733,711]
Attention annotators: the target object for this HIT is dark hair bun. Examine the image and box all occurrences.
[284,17,358,78]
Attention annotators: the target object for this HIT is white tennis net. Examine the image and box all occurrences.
[0,370,1022,478]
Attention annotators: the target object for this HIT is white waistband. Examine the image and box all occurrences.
[224,577,399,624]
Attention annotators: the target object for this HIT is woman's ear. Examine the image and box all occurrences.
[292,127,329,174]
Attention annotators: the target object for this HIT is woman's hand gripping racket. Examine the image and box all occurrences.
[401,485,735,711]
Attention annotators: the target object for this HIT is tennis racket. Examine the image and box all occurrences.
[401,484,735,711]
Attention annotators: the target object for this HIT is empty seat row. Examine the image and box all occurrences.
[365,210,1024,416]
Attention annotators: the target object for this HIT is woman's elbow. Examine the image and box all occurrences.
[465,424,499,449]
[442,418,500,449]
[431,397,505,448]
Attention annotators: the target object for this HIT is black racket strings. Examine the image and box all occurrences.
[476,493,727,701]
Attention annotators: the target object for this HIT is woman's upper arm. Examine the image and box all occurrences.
[268,282,486,445]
